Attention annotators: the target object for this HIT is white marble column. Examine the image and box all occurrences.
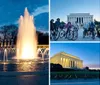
[69,60,71,67]
[75,61,77,68]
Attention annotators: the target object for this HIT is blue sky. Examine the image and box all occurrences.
[0,0,48,32]
[50,0,100,22]
[50,43,100,68]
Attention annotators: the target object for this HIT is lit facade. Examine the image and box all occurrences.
[0,38,14,48]
[0,43,49,60]
[51,52,83,69]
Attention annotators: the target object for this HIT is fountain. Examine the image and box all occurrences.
[3,48,8,62]
[16,7,37,60]
[0,7,49,72]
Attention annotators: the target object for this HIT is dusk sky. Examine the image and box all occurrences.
[0,0,48,32]
[50,0,100,22]
[50,43,100,69]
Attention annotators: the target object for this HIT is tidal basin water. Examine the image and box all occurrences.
[0,61,48,85]
[51,79,100,85]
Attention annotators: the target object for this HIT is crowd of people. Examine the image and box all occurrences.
[50,18,100,40]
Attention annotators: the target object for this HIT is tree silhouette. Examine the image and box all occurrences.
[0,24,18,39]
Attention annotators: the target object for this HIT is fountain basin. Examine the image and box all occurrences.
[0,59,48,72]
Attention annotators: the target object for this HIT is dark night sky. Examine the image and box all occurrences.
[0,0,48,32]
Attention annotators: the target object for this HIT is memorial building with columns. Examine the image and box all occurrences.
[51,52,83,69]
[67,13,93,25]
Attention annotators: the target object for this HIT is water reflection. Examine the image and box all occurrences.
[0,60,48,72]
[17,62,40,72]
[3,63,7,72]
[0,75,49,85]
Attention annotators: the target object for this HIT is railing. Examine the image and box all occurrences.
[0,45,49,48]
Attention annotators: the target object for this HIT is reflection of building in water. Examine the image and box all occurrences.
[51,52,83,69]
[67,13,93,25]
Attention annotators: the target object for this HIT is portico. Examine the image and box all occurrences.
[67,13,93,25]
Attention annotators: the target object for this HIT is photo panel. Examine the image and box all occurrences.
[0,0,49,85]
[50,0,100,41]
[50,43,100,85]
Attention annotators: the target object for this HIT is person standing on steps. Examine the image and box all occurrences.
[74,21,79,30]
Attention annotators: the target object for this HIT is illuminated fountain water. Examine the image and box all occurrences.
[0,7,48,73]
[16,7,37,60]
[3,48,8,62]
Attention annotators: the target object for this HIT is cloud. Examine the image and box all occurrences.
[36,26,48,33]
[84,64,100,68]
[0,5,49,30]
[32,5,49,17]
[13,5,48,25]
